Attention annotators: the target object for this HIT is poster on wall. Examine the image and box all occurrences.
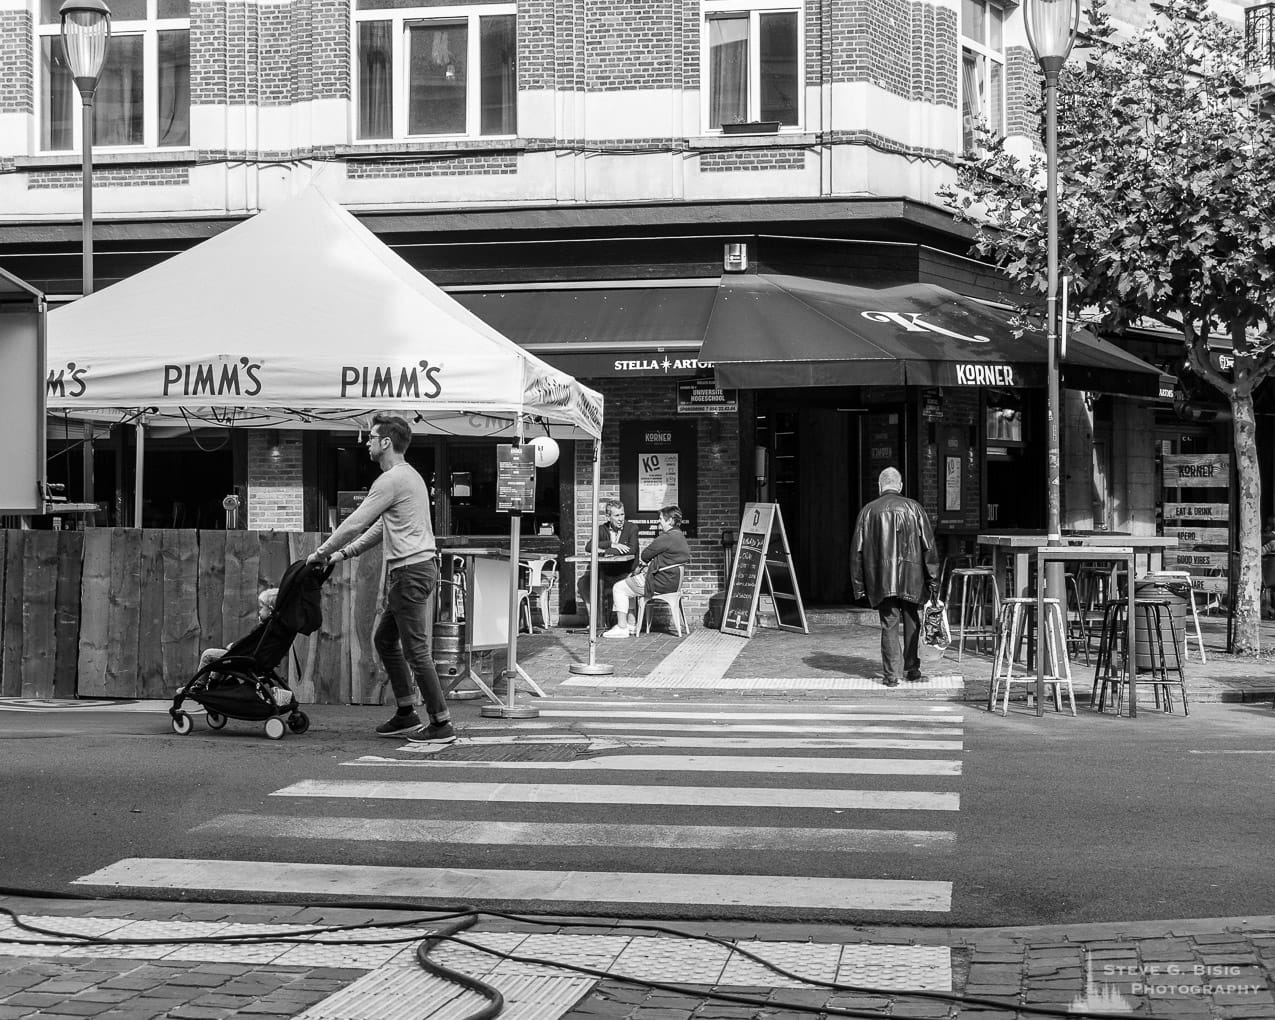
[945,456,962,512]
[620,420,697,538]
[638,452,679,510]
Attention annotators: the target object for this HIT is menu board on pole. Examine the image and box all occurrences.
[496,444,537,512]
[721,502,808,637]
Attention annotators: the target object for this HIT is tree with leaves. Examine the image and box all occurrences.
[942,0,1275,654]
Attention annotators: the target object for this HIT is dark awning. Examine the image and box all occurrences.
[452,283,716,378]
[702,274,1161,396]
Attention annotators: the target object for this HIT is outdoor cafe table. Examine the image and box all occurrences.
[977,532,1179,599]
[564,553,634,633]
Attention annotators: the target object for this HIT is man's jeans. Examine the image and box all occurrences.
[877,596,922,681]
[375,560,449,721]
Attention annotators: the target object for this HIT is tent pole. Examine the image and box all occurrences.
[570,437,613,676]
[483,415,540,719]
[133,418,145,528]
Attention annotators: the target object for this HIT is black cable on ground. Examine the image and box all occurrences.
[0,888,1160,1020]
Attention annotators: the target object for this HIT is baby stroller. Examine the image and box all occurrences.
[170,559,333,740]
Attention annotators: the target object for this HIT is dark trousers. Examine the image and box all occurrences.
[578,564,630,625]
[877,597,922,681]
[375,560,449,721]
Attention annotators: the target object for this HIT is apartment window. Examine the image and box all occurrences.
[704,2,800,130]
[961,0,1004,154]
[37,0,189,151]
[355,2,517,140]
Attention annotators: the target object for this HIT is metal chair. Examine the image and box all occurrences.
[637,564,689,637]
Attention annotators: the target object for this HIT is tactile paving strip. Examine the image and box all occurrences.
[610,936,733,984]
[642,630,749,685]
[0,915,953,1014]
[0,916,433,967]
[836,944,952,991]
[296,965,595,1020]
[718,941,843,985]
[563,674,965,690]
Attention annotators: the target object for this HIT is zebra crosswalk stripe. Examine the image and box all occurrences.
[347,753,962,775]
[271,779,959,811]
[191,813,957,852]
[73,858,952,913]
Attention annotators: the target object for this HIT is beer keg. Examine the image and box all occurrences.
[433,620,466,677]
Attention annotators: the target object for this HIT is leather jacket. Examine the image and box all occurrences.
[850,492,940,607]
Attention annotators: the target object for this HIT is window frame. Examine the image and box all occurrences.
[960,0,1006,155]
[35,0,190,152]
[700,0,804,133]
[352,1,518,142]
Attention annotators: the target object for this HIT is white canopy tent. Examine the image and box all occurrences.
[46,186,602,439]
[46,186,612,707]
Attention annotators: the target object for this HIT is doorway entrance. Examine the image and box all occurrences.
[754,399,862,605]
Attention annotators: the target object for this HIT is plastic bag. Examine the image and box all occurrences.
[922,596,950,649]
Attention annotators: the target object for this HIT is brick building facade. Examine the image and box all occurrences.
[0,0,1251,617]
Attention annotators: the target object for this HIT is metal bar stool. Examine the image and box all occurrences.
[1092,597,1188,715]
[989,597,1075,716]
[944,566,1001,661]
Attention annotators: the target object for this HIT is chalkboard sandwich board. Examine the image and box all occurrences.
[720,502,807,637]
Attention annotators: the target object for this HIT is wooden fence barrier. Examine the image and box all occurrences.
[0,529,390,704]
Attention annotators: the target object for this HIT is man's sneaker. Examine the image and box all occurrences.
[882,677,901,688]
[602,625,631,639]
[375,710,422,737]
[408,722,457,744]
[905,673,929,683]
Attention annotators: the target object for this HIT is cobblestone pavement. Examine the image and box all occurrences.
[4,896,1275,1019]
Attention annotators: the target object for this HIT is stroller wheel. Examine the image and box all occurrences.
[287,711,310,735]
[171,711,193,736]
[264,717,286,740]
[206,711,227,730]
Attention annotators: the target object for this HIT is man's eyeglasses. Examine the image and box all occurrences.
[367,432,388,445]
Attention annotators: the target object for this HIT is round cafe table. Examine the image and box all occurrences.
[565,554,633,632]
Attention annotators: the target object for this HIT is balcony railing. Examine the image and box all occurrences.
[1246,3,1275,74]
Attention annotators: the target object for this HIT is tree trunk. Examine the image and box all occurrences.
[1231,391,1261,655]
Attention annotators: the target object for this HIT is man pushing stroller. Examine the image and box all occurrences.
[308,412,456,744]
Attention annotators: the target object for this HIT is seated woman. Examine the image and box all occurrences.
[604,505,691,639]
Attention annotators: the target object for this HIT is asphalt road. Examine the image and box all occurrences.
[2,696,1274,928]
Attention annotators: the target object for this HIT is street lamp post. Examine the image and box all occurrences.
[1025,0,1078,715]
[59,0,111,298]
[60,0,110,526]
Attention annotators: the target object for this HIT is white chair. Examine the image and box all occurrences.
[636,564,689,637]
[520,556,559,629]
[1141,570,1207,664]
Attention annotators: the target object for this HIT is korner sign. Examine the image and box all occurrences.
[861,309,1021,387]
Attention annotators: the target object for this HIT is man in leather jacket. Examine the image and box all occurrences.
[851,467,940,687]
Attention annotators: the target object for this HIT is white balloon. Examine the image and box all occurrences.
[529,435,560,468]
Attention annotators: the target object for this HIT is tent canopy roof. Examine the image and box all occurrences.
[45,188,602,439]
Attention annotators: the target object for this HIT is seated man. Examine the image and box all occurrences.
[578,499,640,627]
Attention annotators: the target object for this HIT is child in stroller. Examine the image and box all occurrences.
[170,558,332,739]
